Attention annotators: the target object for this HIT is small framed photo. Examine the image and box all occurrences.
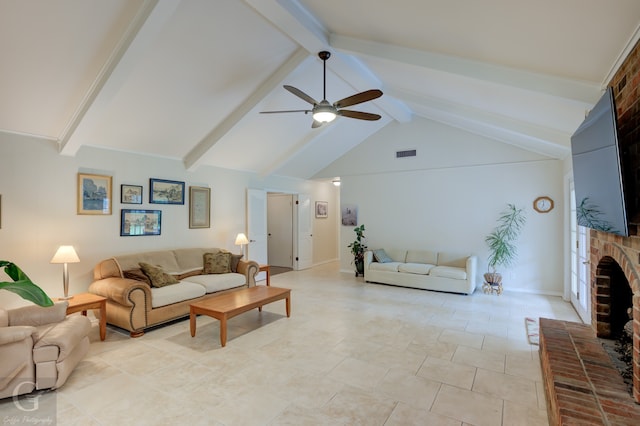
[189,186,211,229]
[78,173,112,215]
[120,209,161,236]
[121,184,143,204]
[149,178,185,204]
[315,201,328,218]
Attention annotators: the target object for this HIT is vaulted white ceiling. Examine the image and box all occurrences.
[2,0,639,180]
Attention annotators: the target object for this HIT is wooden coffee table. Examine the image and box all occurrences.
[189,286,291,347]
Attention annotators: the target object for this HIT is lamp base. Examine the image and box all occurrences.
[59,295,74,300]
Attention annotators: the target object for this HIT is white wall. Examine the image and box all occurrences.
[0,133,337,307]
[321,118,566,295]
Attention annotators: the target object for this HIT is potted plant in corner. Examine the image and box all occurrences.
[484,204,526,294]
[348,224,367,277]
[0,260,53,306]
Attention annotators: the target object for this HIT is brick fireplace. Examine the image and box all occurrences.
[590,230,640,404]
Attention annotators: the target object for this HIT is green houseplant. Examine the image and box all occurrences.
[484,204,526,287]
[347,224,367,276]
[0,260,53,306]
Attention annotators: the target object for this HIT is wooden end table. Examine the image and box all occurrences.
[190,286,290,347]
[259,264,271,286]
[64,292,107,341]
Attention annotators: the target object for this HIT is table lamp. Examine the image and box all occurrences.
[50,245,80,299]
[234,233,249,258]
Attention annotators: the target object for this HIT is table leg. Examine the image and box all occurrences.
[190,309,196,337]
[99,301,106,341]
[220,316,227,347]
[286,295,290,317]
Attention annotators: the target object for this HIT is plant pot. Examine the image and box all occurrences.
[355,260,364,276]
[484,272,502,285]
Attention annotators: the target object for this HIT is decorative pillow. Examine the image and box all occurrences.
[372,249,394,263]
[176,269,203,280]
[220,249,244,272]
[123,268,152,286]
[203,252,231,274]
[139,262,180,288]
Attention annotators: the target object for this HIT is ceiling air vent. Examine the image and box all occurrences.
[396,149,416,158]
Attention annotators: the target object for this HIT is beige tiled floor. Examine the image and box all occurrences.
[11,262,582,425]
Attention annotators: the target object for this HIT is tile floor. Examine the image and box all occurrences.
[3,262,582,425]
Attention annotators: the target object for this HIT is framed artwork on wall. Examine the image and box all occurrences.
[121,184,143,204]
[189,186,211,229]
[78,173,112,215]
[149,178,185,204]
[341,204,358,226]
[315,201,328,218]
[120,209,161,236]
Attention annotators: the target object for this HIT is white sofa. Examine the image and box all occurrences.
[364,249,477,294]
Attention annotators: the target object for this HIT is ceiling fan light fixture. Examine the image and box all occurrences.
[313,101,337,123]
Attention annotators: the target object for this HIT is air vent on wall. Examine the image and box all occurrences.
[396,149,416,158]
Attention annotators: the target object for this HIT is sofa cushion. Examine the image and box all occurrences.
[406,250,438,265]
[117,251,181,274]
[437,253,469,268]
[203,252,231,274]
[369,262,401,272]
[372,249,393,263]
[123,268,152,286]
[429,265,467,280]
[181,273,246,293]
[150,282,207,308]
[398,263,435,275]
[139,262,180,288]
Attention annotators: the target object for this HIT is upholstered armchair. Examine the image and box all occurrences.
[0,301,91,399]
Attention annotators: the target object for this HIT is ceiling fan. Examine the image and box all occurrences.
[261,51,383,128]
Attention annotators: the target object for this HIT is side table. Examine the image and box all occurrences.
[64,292,107,341]
[258,264,271,286]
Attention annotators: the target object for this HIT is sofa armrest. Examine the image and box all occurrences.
[0,326,36,345]
[88,277,151,308]
[466,256,478,290]
[237,260,259,286]
[34,315,91,361]
[364,250,374,268]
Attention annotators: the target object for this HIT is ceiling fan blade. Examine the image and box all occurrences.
[284,85,318,105]
[334,89,383,109]
[311,119,323,128]
[338,110,381,121]
[260,109,310,114]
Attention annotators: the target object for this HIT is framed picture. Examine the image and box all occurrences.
[78,173,112,215]
[149,178,185,204]
[121,184,143,204]
[120,209,161,236]
[341,204,358,226]
[315,201,328,218]
[189,186,211,229]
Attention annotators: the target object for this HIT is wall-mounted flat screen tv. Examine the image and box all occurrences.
[571,87,628,236]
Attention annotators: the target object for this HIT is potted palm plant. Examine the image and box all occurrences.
[484,204,526,292]
[347,224,367,276]
[0,260,53,306]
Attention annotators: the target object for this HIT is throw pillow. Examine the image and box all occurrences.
[203,252,231,274]
[123,268,152,286]
[372,248,394,263]
[220,249,244,272]
[139,262,180,288]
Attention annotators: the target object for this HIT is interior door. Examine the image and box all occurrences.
[267,193,293,267]
[570,181,591,323]
[295,193,313,270]
[247,188,268,283]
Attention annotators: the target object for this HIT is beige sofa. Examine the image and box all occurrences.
[0,301,91,398]
[364,249,477,294]
[88,248,259,337]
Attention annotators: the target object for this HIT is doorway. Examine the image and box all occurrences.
[267,193,293,270]
[570,179,591,323]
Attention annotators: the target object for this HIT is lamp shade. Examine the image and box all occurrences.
[234,233,249,246]
[50,245,80,264]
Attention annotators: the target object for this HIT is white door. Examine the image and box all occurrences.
[247,188,268,283]
[295,193,313,270]
[267,194,293,267]
[570,181,591,323]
